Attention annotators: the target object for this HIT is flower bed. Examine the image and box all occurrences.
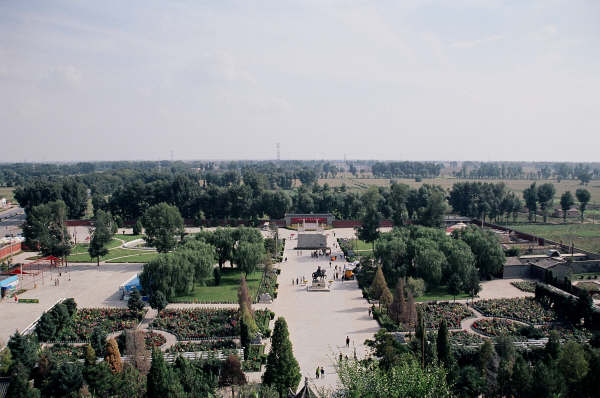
[166,340,239,354]
[378,302,473,331]
[256,270,278,302]
[58,308,143,341]
[472,318,524,337]
[419,303,473,330]
[151,308,239,339]
[511,281,536,293]
[473,297,556,325]
[42,344,86,363]
[538,325,593,343]
[145,331,167,349]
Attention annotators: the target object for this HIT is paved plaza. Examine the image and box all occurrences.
[0,263,141,346]
[271,228,379,390]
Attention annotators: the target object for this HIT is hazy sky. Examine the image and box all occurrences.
[1,1,599,162]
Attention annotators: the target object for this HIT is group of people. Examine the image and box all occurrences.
[315,366,325,379]
[292,277,306,286]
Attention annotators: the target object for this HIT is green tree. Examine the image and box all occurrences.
[172,356,215,397]
[45,362,84,398]
[128,288,145,316]
[6,361,41,398]
[147,349,184,398]
[176,240,216,280]
[560,191,575,223]
[142,202,184,253]
[133,218,143,235]
[389,278,406,323]
[22,200,72,259]
[234,241,265,275]
[390,182,410,226]
[7,332,38,371]
[537,183,556,223]
[357,188,383,251]
[415,247,444,287]
[149,290,167,312]
[558,341,588,385]
[198,228,235,269]
[262,317,301,396]
[35,312,57,342]
[336,354,451,398]
[88,210,115,266]
[61,178,89,219]
[91,327,107,359]
[370,266,388,303]
[523,182,538,222]
[510,355,533,398]
[576,188,591,223]
[436,319,450,367]
[84,362,115,397]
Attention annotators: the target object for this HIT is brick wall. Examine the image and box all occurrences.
[0,242,21,260]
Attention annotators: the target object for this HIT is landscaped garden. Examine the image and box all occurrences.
[169,268,263,304]
[473,297,556,325]
[242,344,266,372]
[151,308,239,339]
[510,281,536,293]
[61,308,144,341]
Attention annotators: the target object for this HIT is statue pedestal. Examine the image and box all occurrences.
[307,280,330,292]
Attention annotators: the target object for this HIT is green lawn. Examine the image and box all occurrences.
[67,235,156,263]
[170,268,263,303]
[507,223,600,254]
[416,286,470,302]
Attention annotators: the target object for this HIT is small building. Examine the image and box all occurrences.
[284,213,334,227]
[0,274,18,298]
[553,207,580,219]
[0,198,6,208]
[296,234,327,250]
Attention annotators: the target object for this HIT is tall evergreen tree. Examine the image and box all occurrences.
[263,317,301,396]
[436,319,450,366]
[7,331,38,371]
[147,349,184,398]
[370,266,389,305]
[6,361,41,398]
[128,288,145,316]
[105,338,123,374]
[389,278,406,323]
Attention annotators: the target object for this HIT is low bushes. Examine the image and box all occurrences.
[166,340,239,354]
[511,281,536,293]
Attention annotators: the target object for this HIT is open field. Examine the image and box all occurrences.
[318,177,600,205]
[507,223,600,254]
[170,268,263,303]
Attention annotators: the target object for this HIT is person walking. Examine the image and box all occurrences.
[339,352,343,362]
[368,307,372,317]
[320,366,325,379]
[315,367,320,379]
[296,278,299,285]
[346,336,350,348]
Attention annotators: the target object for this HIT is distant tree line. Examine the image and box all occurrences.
[371,161,443,178]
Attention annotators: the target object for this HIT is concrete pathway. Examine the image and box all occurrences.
[270,228,379,391]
